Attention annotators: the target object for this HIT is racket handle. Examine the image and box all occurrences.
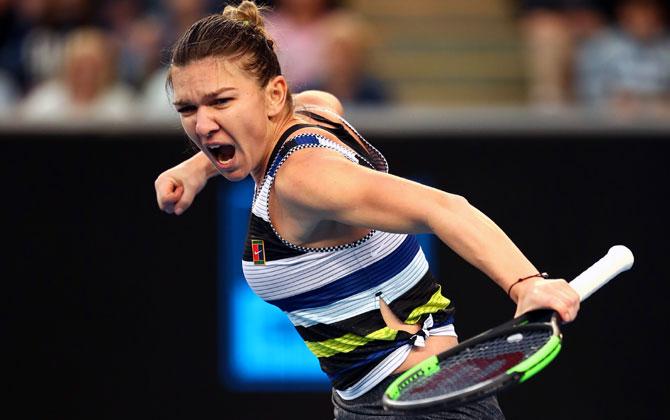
[569,245,634,302]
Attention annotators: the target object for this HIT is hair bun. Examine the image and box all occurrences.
[223,1,266,30]
[169,0,282,90]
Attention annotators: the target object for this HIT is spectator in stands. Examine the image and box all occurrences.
[517,0,608,107]
[18,27,135,122]
[0,68,18,115]
[136,0,212,121]
[19,0,97,93]
[98,0,164,92]
[574,0,670,115]
[0,0,19,113]
[0,0,18,88]
[158,0,212,48]
[120,15,165,91]
[303,10,390,106]
[258,0,389,105]
[1,0,47,95]
[264,0,340,91]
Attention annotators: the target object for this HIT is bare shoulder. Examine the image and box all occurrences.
[273,146,361,207]
[293,90,344,116]
[276,146,351,188]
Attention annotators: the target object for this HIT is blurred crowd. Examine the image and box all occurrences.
[1,0,669,123]
[519,0,670,116]
[0,0,389,122]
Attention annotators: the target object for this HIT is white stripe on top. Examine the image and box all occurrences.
[242,231,407,301]
[286,247,428,327]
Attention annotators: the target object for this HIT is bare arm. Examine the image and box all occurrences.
[293,90,344,115]
[154,152,218,215]
[275,149,580,321]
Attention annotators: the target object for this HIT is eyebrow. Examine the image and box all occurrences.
[172,87,236,107]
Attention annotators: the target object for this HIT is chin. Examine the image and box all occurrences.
[218,169,248,182]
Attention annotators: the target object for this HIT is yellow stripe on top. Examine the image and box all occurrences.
[305,286,451,359]
[404,286,451,324]
[306,328,399,358]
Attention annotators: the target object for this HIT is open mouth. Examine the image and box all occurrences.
[208,144,236,164]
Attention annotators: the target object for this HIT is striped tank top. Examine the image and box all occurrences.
[241,109,457,400]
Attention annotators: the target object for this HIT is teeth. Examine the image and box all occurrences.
[208,144,220,149]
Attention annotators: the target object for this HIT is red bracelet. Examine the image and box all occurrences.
[507,272,549,298]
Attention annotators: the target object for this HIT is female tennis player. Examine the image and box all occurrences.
[154,2,580,418]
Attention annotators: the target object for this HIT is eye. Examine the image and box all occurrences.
[176,105,196,115]
[212,98,231,107]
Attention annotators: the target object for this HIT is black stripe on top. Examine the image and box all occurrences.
[294,270,454,343]
[297,110,371,162]
[263,123,315,180]
[242,213,306,261]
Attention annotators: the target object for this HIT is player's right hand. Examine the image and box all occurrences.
[154,163,207,215]
[513,277,581,323]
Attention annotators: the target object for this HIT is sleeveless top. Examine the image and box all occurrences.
[241,108,457,400]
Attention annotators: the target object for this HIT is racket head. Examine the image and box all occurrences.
[382,309,562,412]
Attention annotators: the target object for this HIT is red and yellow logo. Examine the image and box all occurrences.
[252,239,266,265]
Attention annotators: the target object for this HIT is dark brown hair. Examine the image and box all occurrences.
[166,1,288,102]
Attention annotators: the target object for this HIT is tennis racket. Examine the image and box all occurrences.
[382,245,634,412]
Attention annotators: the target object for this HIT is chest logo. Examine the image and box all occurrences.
[252,239,266,265]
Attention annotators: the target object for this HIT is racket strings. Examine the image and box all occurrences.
[398,329,553,401]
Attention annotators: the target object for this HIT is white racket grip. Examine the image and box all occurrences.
[568,245,634,302]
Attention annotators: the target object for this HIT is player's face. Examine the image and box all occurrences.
[170,56,272,182]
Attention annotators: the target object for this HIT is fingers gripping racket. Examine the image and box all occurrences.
[382,245,634,412]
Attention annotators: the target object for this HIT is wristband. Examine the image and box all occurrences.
[507,272,549,298]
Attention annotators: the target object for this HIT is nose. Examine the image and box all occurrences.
[195,107,219,140]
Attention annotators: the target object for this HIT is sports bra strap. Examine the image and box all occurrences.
[263,123,314,179]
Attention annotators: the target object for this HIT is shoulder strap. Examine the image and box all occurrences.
[263,123,314,179]
[296,108,388,173]
[296,110,371,159]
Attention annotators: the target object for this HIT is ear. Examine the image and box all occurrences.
[265,75,289,118]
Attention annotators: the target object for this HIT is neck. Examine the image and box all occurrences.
[251,110,302,183]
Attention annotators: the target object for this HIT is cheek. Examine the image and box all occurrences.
[180,117,201,146]
[244,117,268,146]
[235,100,268,142]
